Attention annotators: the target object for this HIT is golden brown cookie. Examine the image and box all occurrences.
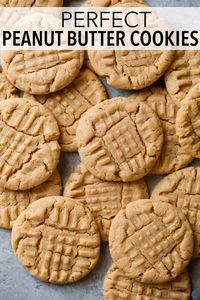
[12,196,101,283]
[76,97,163,182]
[24,68,107,152]
[109,200,193,284]
[64,163,149,241]
[129,88,193,174]
[88,49,174,90]
[1,50,84,95]
[165,51,200,107]
[176,83,200,158]
[152,167,200,258]
[103,264,191,300]
[0,170,62,229]
[0,68,18,100]
[0,97,60,190]
[0,0,63,6]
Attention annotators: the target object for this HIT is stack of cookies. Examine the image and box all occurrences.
[0,1,200,300]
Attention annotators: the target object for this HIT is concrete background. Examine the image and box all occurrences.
[1,0,200,299]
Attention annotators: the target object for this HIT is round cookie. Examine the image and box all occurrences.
[0,170,62,229]
[152,167,200,258]
[12,196,101,283]
[0,68,18,100]
[109,199,193,283]
[0,0,63,6]
[64,163,149,241]
[24,68,107,152]
[129,88,193,174]
[176,83,200,158]
[165,51,200,107]
[76,97,163,182]
[0,97,60,190]
[103,264,191,300]
[88,49,174,90]
[1,50,84,95]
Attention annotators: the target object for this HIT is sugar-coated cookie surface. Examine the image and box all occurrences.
[165,51,200,107]
[12,196,101,283]
[0,97,60,190]
[64,163,149,241]
[109,200,193,284]
[77,97,163,182]
[24,68,107,152]
[1,51,84,95]
[152,167,200,258]
[0,0,63,6]
[103,264,191,300]
[129,87,193,174]
[0,170,62,229]
[176,83,200,158]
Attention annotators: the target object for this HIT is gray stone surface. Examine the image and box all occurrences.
[1,0,200,299]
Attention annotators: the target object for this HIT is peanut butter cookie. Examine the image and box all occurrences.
[165,51,200,107]
[0,0,63,6]
[103,264,191,300]
[152,167,200,258]
[0,170,62,229]
[129,88,193,174]
[64,163,149,241]
[77,97,163,182]
[109,200,193,283]
[1,50,84,95]
[0,68,18,100]
[12,196,101,283]
[176,83,200,158]
[24,68,107,152]
[0,97,60,190]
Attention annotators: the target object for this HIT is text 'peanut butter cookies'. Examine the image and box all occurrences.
[77,98,163,182]
[64,163,149,241]
[0,97,60,190]
[176,83,200,158]
[129,88,193,174]
[152,167,200,258]
[0,0,63,6]
[0,68,18,100]
[103,264,191,300]
[0,170,62,229]
[109,200,193,284]
[1,50,84,95]
[24,68,107,152]
[165,51,200,107]
[12,196,101,283]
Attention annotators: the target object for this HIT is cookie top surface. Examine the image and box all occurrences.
[88,49,174,90]
[83,0,145,7]
[0,97,60,190]
[77,97,163,182]
[0,69,18,100]
[24,68,107,152]
[103,264,191,300]
[0,170,62,229]
[1,51,84,95]
[109,199,193,283]
[152,166,200,258]
[64,163,149,241]
[129,87,193,174]
[165,51,200,107]
[12,196,101,283]
[0,0,63,6]
[176,83,200,158]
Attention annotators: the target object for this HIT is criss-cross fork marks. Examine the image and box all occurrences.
[17,227,99,283]
[104,267,190,300]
